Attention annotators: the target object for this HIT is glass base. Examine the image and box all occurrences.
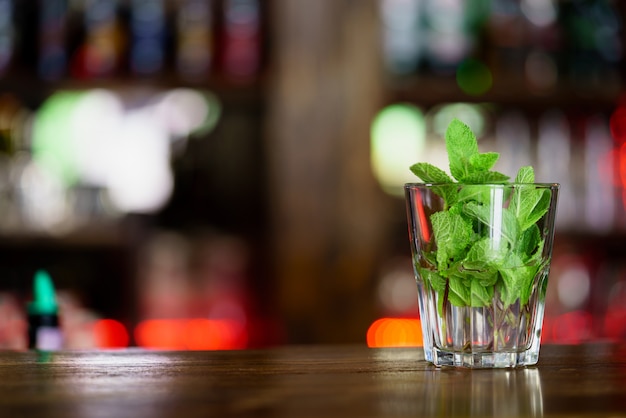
[427,346,540,368]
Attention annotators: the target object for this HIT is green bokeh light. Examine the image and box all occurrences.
[370,103,426,196]
[431,103,486,139]
[456,59,493,96]
[32,91,85,186]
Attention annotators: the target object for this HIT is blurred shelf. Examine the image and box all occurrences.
[387,75,624,111]
[0,73,267,107]
[0,222,132,250]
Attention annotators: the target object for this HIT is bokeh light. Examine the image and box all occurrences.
[430,102,486,138]
[94,319,130,349]
[366,318,422,348]
[370,103,425,196]
[610,106,626,143]
[31,88,221,217]
[135,318,247,350]
[32,91,85,187]
[456,59,492,96]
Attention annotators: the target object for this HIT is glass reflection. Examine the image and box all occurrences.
[420,368,543,417]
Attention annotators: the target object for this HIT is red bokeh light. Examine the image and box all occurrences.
[94,319,130,349]
[134,318,247,350]
[610,106,626,143]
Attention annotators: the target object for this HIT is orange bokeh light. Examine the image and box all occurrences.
[367,318,423,348]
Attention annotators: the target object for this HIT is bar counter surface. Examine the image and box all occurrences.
[0,343,625,417]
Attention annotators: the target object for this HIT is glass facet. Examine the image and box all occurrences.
[405,183,559,368]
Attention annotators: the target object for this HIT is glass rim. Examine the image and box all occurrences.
[404,182,560,189]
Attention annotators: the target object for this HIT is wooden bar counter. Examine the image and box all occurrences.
[0,343,625,417]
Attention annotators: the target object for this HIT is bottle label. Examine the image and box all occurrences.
[36,327,63,351]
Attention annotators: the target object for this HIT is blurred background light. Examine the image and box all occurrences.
[134,318,247,350]
[430,102,486,138]
[370,103,425,196]
[456,58,492,96]
[556,263,591,310]
[30,88,222,218]
[94,319,130,349]
[32,91,85,187]
[611,106,626,143]
[380,0,422,75]
[525,49,558,91]
[366,318,422,348]
[521,0,557,27]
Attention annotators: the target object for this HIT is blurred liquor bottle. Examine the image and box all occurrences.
[379,0,422,76]
[0,0,14,77]
[220,0,261,82]
[560,0,623,87]
[80,0,125,78]
[177,0,214,80]
[39,0,67,80]
[130,0,166,77]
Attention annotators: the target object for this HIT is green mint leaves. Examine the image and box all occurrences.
[410,118,509,186]
[410,118,552,313]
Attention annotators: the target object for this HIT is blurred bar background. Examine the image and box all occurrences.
[0,0,624,349]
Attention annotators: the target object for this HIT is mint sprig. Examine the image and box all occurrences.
[410,118,552,313]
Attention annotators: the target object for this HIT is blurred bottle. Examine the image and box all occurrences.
[39,0,68,80]
[536,110,576,229]
[177,0,214,80]
[494,111,533,178]
[82,0,124,78]
[379,0,422,76]
[560,0,623,87]
[130,0,165,76]
[220,0,261,82]
[0,0,14,77]
[584,115,615,233]
[423,0,488,74]
[486,0,526,78]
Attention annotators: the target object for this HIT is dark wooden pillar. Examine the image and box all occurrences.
[266,0,394,343]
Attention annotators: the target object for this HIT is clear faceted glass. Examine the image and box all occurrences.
[405,183,559,368]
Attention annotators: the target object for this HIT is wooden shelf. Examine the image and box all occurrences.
[0,73,266,108]
[387,75,623,111]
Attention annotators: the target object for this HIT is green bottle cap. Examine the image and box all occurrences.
[28,270,58,316]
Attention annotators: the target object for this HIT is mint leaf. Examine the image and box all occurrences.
[464,202,519,247]
[420,269,446,293]
[500,263,539,307]
[448,275,470,307]
[446,118,479,181]
[431,211,472,271]
[462,171,510,184]
[462,237,507,272]
[409,163,458,206]
[410,162,453,183]
[471,280,494,307]
[469,152,499,172]
[516,224,541,263]
[514,166,535,183]
[511,185,551,232]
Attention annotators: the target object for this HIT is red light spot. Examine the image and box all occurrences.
[367,318,422,348]
[610,107,626,143]
[603,309,626,340]
[186,319,247,350]
[551,311,593,344]
[135,319,187,350]
[94,319,129,349]
[135,318,248,350]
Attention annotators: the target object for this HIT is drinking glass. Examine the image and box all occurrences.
[405,183,559,368]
